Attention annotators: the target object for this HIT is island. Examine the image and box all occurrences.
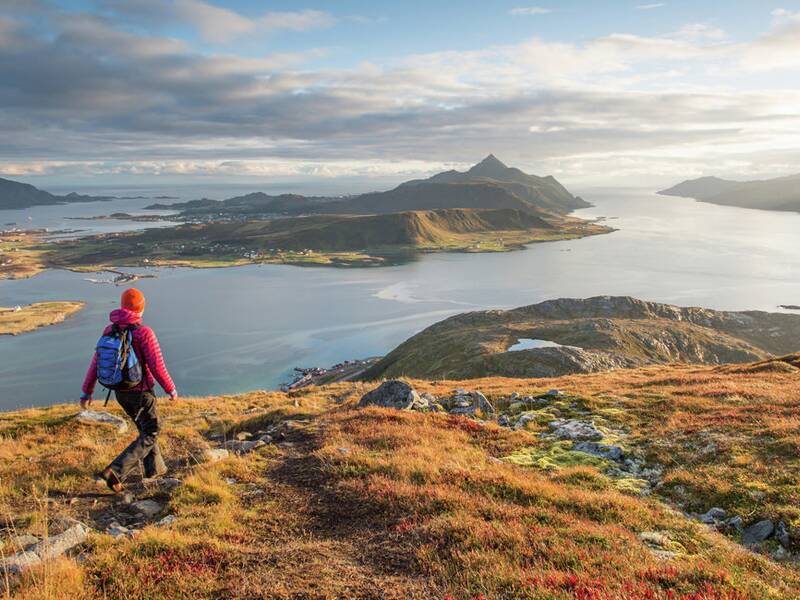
[0,301,85,335]
[0,177,114,210]
[658,172,800,213]
[1,156,614,275]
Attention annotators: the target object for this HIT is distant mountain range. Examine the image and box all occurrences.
[0,177,113,210]
[148,155,589,218]
[658,173,800,213]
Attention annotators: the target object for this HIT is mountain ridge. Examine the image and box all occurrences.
[659,172,800,213]
[0,177,113,210]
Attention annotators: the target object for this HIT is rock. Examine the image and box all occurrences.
[159,477,183,491]
[76,409,128,433]
[776,521,791,548]
[131,500,163,518]
[117,491,135,505]
[235,431,253,441]
[741,519,774,545]
[224,439,266,455]
[698,507,727,524]
[157,515,177,527]
[1,551,41,575]
[542,389,565,398]
[449,405,476,415]
[726,516,743,531]
[105,522,136,539]
[497,415,511,428]
[257,433,274,444]
[202,448,230,463]
[471,391,495,414]
[336,447,351,455]
[5,534,39,551]
[514,413,539,430]
[549,419,603,441]
[359,380,418,410]
[573,441,625,461]
[29,523,88,562]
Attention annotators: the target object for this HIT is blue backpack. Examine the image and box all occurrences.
[96,324,143,399]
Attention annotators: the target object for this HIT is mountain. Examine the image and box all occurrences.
[361,296,800,380]
[3,353,800,597]
[0,177,113,210]
[147,155,589,219]
[658,173,800,212]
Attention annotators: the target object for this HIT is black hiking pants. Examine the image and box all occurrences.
[107,389,166,480]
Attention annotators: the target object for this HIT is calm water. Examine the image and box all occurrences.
[1,190,799,410]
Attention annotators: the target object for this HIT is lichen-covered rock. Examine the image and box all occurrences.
[202,448,230,462]
[28,523,88,562]
[359,380,418,410]
[131,499,163,518]
[77,409,128,433]
[776,521,791,548]
[548,419,603,441]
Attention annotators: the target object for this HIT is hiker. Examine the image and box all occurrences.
[79,288,178,493]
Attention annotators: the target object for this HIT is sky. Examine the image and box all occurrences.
[2,0,800,191]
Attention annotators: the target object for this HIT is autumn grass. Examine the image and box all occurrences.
[2,359,799,598]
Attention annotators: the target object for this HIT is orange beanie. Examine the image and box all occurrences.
[121,288,146,313]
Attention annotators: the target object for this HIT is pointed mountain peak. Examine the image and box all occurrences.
[467,154,510,178]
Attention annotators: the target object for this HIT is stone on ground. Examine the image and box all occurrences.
[549,419,603,440]
[76,409,128,433]
[131,499,163,518]
[742,519,774,545]
[202,448,230,462]
[359,380,419,410]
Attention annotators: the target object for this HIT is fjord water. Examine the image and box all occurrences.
[1,189,799,410]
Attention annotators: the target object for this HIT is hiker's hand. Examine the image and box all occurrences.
[80,396,92,409]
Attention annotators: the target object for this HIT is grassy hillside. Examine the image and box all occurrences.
[30,208,610,273]
[0,302,84,335]
[362,297,800,381]
[2,356,799,598]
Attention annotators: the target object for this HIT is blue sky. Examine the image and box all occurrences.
[3,1,800,189]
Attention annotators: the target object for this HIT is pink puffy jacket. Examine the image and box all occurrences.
[82,308,176,398]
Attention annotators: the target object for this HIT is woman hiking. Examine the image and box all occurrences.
[79,288,178,493]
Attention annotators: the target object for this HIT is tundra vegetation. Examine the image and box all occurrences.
[1,353,799,599]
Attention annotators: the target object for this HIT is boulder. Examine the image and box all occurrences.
[359,380,418,410]
[29,523,88,562]
[448,390,494,415]
[698,507,727,525]
[159,477,183,491]
[549,419,603,441]
[76,410,128,433]
[542,389,565,398]
[726,516,743,531]
[742,519,774,545]
[573,441,625,461]
[202,448,230,463]
[131,499,163,519]
[0,551,41,575]
[2,534,39,551]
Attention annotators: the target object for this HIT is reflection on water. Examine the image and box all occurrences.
[1,189,799,410]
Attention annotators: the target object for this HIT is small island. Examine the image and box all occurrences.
[0,301,85,335]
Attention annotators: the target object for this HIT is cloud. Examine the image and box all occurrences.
[106,0,335,44]
[509,7,552,16]
[636,3,665,9]
[1,2,800,185]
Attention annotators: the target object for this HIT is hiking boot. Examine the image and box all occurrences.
[142,466,169,483]
[99,467,124,493]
